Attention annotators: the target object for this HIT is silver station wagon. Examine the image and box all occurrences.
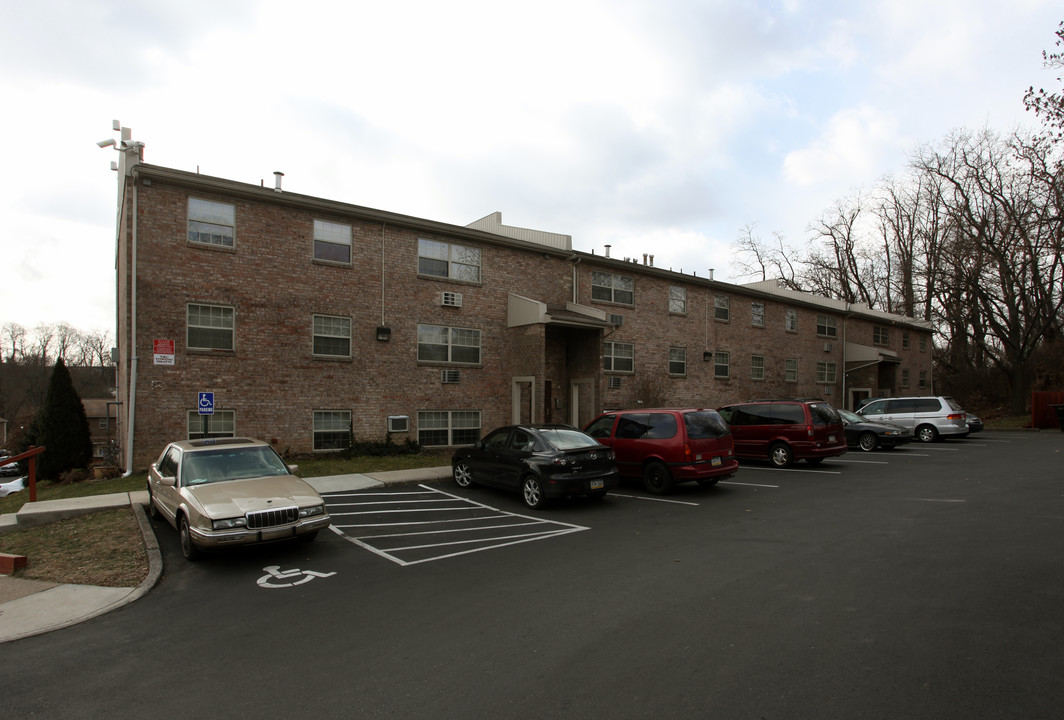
[147,437,331,560]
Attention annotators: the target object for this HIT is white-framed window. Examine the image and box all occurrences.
[417,325,481,364]
[418,410,481,447]
[604,341,634,372]
[669,347,686,375]
[187,410,235,439]
[873,326,890,346]
[314,220,352,264]
[902,331,910,350]
[418,239,481,282]
[751,355,765,380]
[714,295,730,322]
[919,370,927,387]
[314,410,351,451]
[901,369,910,387]
[817,314,838,339]
[751,302,765,327]
[785,309,798,332]
[668,286,687,314]
[919,335,928,352]
[313,314,351,358]
[785,358,798,383]
[188,198,235,248]
[592,271,634,305]
[714,351,730,379]
[187,303,234,351]
[816,361,838,384]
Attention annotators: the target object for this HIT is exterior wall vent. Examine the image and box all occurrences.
[824,342,833,352]
[441,369,461,384]
[387,415,409,433]
[607,377,622,389]
[609,314,623,326]
[441,292,463,308]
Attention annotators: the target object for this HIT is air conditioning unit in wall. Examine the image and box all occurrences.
[609,314,623,326]
[387,416,409,433]
[441,369,461,384]
[824,342,834,352]
[608,377,622,389]
[440,292,463,308]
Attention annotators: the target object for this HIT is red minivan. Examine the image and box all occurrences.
[716,399,847,468]
[583,408,738,494]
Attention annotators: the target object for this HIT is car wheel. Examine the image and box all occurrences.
[179,515,201,561]
[453,461,474,488]
[522,475,547,509]
[915,425,938,443]
[769,443,793,468]
[146,484,159,520]
[642,461,674,494]
[858,432,878,452]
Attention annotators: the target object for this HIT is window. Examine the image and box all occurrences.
[188,198,235,247]
[785,309,798,332]
[714,295,730,322]
[668,286,687,314]
[314,220,352,263]
[669,347,686,375]
[817,314,837,339]
[314,410,351,451]
[901,369,910,387]
[313,315,351,357]
[418,410,481,447]
[714,351,730,379]
[919,335,928,352]
[604,341,634,372]
[592,271,634,305]
[418,239,481,282]
[751,302,765,327]
[751,355,765,380]
[187,410,235,439]
[816,361,837,384]
[919,370,927,388]
[902,331,910,350]
[187,304,234,351]
[99,418,109,429]
[785,358,798,383]
[417,325,481,364]
[873,326,890,346]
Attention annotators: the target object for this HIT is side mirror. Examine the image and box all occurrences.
[159,476,177,487]
[287,464,300,475]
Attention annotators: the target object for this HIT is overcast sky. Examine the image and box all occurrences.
[0,0,1058,337]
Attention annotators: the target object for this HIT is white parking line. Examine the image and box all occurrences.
[833,458,889,464]
[720,481,780,488]
[609,493,700,506]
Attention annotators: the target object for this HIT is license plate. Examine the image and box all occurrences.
[711,456,722,466]
[590,480,604,490]
[828,435,836,442]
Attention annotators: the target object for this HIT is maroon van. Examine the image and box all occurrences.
[583,408,738,494]
[716,399,847,468]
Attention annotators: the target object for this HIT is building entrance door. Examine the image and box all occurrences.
[512,377,535,424]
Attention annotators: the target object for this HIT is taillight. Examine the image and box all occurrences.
[947,413,965,420]
[806,425,814,437]
[684,442,693,462]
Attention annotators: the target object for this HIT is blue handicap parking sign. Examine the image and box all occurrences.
[198,392,215,415]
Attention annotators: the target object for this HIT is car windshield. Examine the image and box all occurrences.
[537,428,600,451]
[181,446,291,486]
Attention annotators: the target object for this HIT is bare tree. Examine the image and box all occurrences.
[731,224,804,290]
[1,322,26,363]
[1025,21,1064,142]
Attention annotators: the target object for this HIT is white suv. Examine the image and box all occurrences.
[857,396,968,443]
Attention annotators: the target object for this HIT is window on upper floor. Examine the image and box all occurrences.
[188,198,235,248]
[669,286,687,314]
[418,239,481,282]
[313,315,352,358]
[919,335,928,352]
[751,355,765,380]
[902,331,910,350]
[714,295,730,322]
[785,358,798,383]
[873,326,890,346]
[816,361,837,384]
[187,303,234,351]
[314,220,352,264]
[817,314,837,339]
[669,347,686,375]
[919,370,927,387]
[313,410,351,451]
[901,369,910,387]
[751,302,765,327]
[785,309,798,332]
[417,325,481,364]
[714,351,730,379]
[418,410,481,447]
[604,341,634,372]
[592,271,634,305]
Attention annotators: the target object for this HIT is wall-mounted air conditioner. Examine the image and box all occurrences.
[440,292,463,308]
[387,415,409,433]
[441,369,461,384]
[824,342,833,352]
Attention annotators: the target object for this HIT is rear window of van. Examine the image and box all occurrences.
[809,403,841,425]
[683,410,730,438]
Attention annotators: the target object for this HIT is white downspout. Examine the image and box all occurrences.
[123,167,139,476]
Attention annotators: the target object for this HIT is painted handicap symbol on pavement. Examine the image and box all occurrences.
[257,565,336,589]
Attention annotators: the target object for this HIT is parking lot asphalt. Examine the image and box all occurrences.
[0,466,452,643]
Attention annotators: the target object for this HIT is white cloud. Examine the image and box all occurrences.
[782,105,906,188]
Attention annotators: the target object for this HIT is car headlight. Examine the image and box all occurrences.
[212,517,247,530]
[299,504,325,518]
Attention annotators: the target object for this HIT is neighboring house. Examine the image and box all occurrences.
[82,398,119,466]
[109,142,933,471]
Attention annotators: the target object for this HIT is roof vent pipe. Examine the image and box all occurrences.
[649,255,654,267]
[643,253,648,265]
[709,268,715,280]
[604,244,611,258]
[273,171,284,192]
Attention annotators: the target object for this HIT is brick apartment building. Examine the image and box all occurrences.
[111,145,933,471]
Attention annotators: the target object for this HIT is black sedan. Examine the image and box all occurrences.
[838,409,912,452]
[451,424,619,509]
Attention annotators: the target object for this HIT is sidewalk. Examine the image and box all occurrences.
[0,466,452,643]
